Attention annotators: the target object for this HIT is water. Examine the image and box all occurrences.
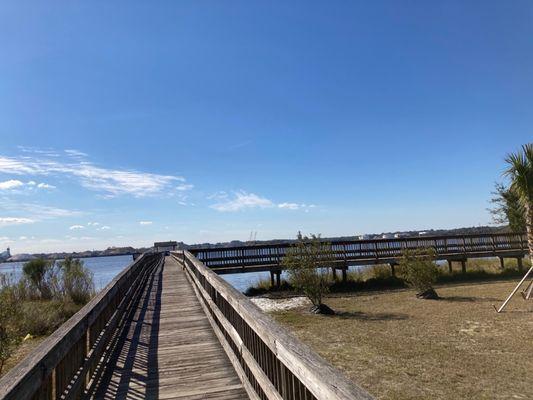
[0,255,134,291]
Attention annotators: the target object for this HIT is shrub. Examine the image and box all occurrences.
[60,258,95,305]
[22,258,60,300]
[20,301,81,336]
[0,280,23,374]
[398,248,439,299]
[282,233,335,314]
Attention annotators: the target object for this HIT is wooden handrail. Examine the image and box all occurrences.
[190,232,528,271]
[173,250,374,400]
[0,253,164,400]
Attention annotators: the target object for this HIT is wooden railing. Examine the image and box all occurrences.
[0,253,164,400]
[173,250,374,400]
[190,232,528,273]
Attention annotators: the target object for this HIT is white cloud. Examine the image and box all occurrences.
[0,153,188,198]
[65,149,88,158]
[19,236,28,240]
[37,182,56,189]
[0,180,24,190]
[69,225,85,230]
[176,183,194,191]
[87,222,100,226]
[27,181,36,186]
[210,191,274,212]
[210,191,316,213]
[139,221,153,225]
[0,217,35,227]
[278,202,300,210]
[99,225,111,230]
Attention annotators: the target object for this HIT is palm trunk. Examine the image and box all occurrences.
[526,203,533,261]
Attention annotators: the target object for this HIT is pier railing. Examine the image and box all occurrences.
[190,232,528,273]
[0,253,163,400]
[173,250,373,400]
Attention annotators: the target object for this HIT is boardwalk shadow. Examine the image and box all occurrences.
[335,311,409,321]
[89,262,163,400]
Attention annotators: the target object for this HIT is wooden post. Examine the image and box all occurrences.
[332,267,338,281]
[389,263,396,277]
[461,260,467,274]
[275,271,281,288]
[447,260,453,274]
[517,257,523,272]
[342,267,347,283]
[499,257,505,270]
[270,271,275,287]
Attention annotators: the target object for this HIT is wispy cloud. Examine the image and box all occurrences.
[0,179,55,191]
[37,182,56,189]
[0,151,189,198]
[64,149,88,158]
[139,221,153,225]
[69,225,85,230]
[210,191,316,213]
[210,191,274,212]
[99,225,111,230]
[176,183,194,191]
[0,217,35,227]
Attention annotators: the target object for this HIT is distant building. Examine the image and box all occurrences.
[154,241,178,253]
[0,247,11,261]
[382,234,394,239]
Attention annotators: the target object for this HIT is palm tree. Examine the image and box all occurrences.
[504,143,533,261]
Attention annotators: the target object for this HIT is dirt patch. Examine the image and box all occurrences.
[272,280,533,400]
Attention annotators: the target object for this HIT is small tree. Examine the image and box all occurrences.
[398,248,439,299]
[60,258,95,305]
[282,233,335,314]
[490,182,526,233]
[22,258,53,299]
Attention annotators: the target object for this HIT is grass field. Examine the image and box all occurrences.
[273,280,533,400]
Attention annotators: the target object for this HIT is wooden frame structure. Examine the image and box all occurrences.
[190,232,528,276]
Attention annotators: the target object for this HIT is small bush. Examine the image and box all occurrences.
[60,258,95,304]
[0,280,23,374]
[22,258,61,300]
[398,248,439,298]
[20,301,81,336]
[282,233,335,313]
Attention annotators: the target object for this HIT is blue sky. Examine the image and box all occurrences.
[0,1,532,253]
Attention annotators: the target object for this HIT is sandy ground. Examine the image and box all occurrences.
[251,296,311,312]
[271,280,533,400]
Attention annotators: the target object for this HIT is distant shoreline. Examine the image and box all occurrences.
[0,253,135,264]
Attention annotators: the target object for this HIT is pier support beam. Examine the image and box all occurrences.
[342,267,347,283]
[517,257,524,272]
[447,260,453,274]
[461,260,467,274]
[270,271,275,287]
[275,270,281,288]
[389,263,396,277]
[499,257,505,269]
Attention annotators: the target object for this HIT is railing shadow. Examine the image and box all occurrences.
[90,260,163,400]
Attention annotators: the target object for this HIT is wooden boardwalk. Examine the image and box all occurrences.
[88,256,248,400]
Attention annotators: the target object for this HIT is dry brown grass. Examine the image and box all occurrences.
[273,280,533,400]
[0,337,45,378]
